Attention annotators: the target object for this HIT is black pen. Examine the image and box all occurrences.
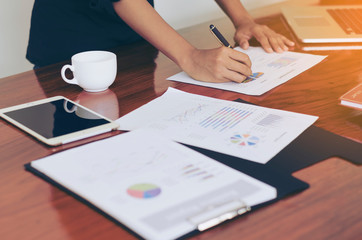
[209,24,233,49]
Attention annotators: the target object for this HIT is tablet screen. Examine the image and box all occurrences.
[3,98,111,139]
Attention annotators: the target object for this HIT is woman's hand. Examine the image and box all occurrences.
[113,0,252,84]
[181,47,252,83]
[234,21,295,53]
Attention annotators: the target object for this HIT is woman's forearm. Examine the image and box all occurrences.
[112,0,194,70]
[215,0,294,52]
[215,0,254,28]
[113,0,252,83]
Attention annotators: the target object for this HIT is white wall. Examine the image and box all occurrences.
[0,0,35,79]
[0,0,283,79]
[155,0,285,30]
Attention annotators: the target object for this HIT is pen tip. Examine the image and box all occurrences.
[209,24,214,29]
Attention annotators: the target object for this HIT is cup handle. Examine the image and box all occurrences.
[61,64,78,85]
[63,100,77,113]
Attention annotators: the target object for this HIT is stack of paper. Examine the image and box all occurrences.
[117,88,318,164]
[28,129,276,240]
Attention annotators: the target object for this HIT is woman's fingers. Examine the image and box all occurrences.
[184,47,252,83]
[235,23,295,53]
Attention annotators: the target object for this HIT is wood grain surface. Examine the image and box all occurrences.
[0,12,361,240]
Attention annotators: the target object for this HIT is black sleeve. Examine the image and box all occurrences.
[89,0,120,16]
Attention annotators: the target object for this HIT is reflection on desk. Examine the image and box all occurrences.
[0,10,361,240]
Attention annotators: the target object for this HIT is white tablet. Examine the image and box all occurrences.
[0,96,119,146]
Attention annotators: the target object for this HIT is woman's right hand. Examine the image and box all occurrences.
[181,47,252,83]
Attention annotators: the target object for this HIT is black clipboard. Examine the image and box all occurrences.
[24,99,361,239]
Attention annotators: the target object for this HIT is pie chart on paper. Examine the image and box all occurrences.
[230,134,259,146]
[127,183,161,199]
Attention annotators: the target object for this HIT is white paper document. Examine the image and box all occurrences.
[30,130,276,240]
[167,47,326,96]
[117,88,318,164]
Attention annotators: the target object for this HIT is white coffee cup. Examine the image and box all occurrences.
[61,51,117,92]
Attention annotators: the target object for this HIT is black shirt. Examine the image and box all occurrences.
[26,0,154,67]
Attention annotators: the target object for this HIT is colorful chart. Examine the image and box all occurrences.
[267,57,296,68]
[242,72,264,83]
[230,134,259,146]
[199,106,253,132]
[127,183,161,199]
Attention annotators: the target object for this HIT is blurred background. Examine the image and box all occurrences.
[0,0,285,79]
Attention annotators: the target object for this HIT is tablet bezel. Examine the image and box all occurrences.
[0,96,120,146]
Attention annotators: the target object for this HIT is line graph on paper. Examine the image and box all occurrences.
[167,104,209,124]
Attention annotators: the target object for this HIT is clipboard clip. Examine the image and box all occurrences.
[187,199,251,231]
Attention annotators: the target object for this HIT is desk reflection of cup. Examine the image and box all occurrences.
[61,51,117,92]
[63,100,101,120]
[71,90,120,120]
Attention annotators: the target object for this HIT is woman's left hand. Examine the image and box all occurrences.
[234,21,295,53]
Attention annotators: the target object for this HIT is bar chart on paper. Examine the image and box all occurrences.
[267,57,297,68]
[199,106,254,132]
[181,164,215,181]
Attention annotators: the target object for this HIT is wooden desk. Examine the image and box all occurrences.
[1,13,361,240]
